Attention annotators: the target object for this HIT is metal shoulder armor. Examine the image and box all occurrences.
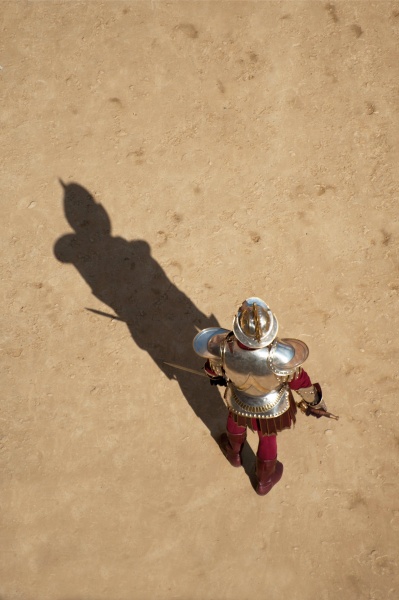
[193,327,230,359]
[193,327,230,377]
[269,338,309,377]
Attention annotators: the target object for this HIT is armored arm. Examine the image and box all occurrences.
[204,359,227,387]
[193,327,230,387]
[289,370,328,416]
[296,382,327,411]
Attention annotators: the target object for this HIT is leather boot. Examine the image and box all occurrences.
[255,457,283,496]
[219,431,247,467]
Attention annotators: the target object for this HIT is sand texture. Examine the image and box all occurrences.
[1,1,398,599]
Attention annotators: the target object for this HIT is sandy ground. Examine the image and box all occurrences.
[1,1,399,599]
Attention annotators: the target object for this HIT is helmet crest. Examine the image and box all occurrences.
[253,303,263,343]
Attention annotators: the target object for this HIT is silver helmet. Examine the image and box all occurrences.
[233,297,278,349]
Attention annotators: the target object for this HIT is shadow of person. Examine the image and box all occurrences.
[53,181,237,447]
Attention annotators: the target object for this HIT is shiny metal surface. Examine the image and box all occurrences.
[233,297,278,348]
[224,385,291,419]
[222,337,281,395]
[192,327,230,359]
[221,335,309,418]
[208,358,224,377]
[269,338,309,375]
[295,385,317,403]
[193,324,310,420]
[296,383,326,411]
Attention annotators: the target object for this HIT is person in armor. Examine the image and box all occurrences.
[193,297,328,496]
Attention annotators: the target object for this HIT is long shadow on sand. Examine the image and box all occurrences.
[53,181,257,476]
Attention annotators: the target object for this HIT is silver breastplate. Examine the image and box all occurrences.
[193,328,308,420]
[222,337,281,396]
[221,336,290,419]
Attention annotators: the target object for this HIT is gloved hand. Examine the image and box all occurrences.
[209,375,227,387]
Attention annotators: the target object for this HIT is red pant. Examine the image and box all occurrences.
[227,412,277,461]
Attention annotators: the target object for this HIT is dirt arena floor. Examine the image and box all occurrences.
[1,1,399,599]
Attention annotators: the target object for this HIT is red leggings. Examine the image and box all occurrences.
[227,412,277,461]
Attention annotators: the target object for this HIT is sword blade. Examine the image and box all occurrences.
[163,362,207,378]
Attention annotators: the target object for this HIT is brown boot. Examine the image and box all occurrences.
[219,431,247,467]
[255,457,283,496]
